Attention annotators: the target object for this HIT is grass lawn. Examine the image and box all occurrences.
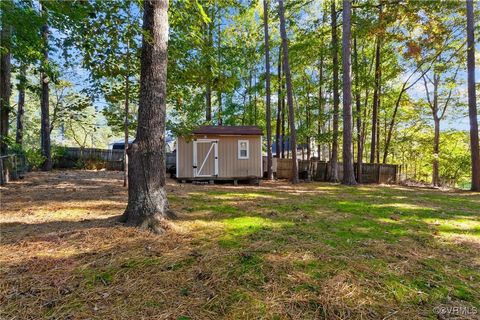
[1,170,479,319]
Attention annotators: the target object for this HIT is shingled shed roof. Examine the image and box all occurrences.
[192,125,263,136]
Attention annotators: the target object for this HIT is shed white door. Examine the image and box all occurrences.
[193,139,218,177]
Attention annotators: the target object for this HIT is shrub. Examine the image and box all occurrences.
[76,157,105,170]
[52,145,68,165]
[24,148,45,170]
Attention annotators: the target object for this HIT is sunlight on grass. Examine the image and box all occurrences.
[3,171,480,319]
[210,192,282,200]
[422,217,480,238]
[218,216,293,248]
[372,203,434,211]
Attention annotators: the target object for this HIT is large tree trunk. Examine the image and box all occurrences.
[0,14,11,185]
[467,0,480,191]
[278,0,298,184]
[16,66,26,147]
[328,0,339,182]
[263,0,273,179]
[341,0,357,185]
[121,0,174,233]
[353,38,362,183]
[40,5,52,171]
[0,17,11,157]
[281,61,286,159]
[275,46,282,159]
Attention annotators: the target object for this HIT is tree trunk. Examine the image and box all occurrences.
[124,75,130,187]
[328,0,339,182]
[206,82,212,121]
[0,18,11,157]
[40,5,52,171]
[275,46,282,159]
[306,80,311,160]
[16,65,26,147]
[433,117,440,187]
[370,3,382,163]
[263,0,273,179]
[370,37,381,164]
[353,37,362,183]
[205,15,213,122]
[376,114,380,163]
[341,0,356,185]
[467,0,480,191]
[217,91,222,125]
[217,20,223,126]
[281,61,286,159]
[254,73,257,125]
[278,0,298,184]
[121,0,174,233]
[0,13,11,185]
[317,56,324,160]
[248,70,252,125]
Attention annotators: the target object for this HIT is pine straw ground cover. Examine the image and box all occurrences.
[0,170,479,320]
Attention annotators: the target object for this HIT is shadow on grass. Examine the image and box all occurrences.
[0,216,122,244]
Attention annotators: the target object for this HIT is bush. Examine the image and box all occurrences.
[24,148,45,170]
[52,145,68,165]
[75,157,105,170]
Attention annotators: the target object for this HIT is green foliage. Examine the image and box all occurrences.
[51,145,68,165]
[24,148,45,170]
[4,0,475,188]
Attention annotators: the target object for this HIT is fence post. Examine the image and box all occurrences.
[0,158,4,185]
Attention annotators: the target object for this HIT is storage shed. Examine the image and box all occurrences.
[176,126,263,182]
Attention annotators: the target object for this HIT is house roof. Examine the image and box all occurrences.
[192,125,263,136]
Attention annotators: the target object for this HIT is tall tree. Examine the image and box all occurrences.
[370,3,382,164]
[466,0,480,191]
[263,0,273,179]
[317,55,324,160]
[353,37,362,183]
[0,3,11,185]
[121,0,174,232]
[275,46,282,159]
[342,0,357,185]
[422,63,459,187]
[0,6,11,158]
[328,0,339,182]
[278,0,298,183]
[15,66,26,146]
[40,3,52,171]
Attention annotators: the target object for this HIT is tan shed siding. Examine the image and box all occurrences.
[177,135,262,179]
[177,137,194,178]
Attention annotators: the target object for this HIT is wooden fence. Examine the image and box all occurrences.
[267,157,398,184]
[0,154,27,185]
[56,147,176,171]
